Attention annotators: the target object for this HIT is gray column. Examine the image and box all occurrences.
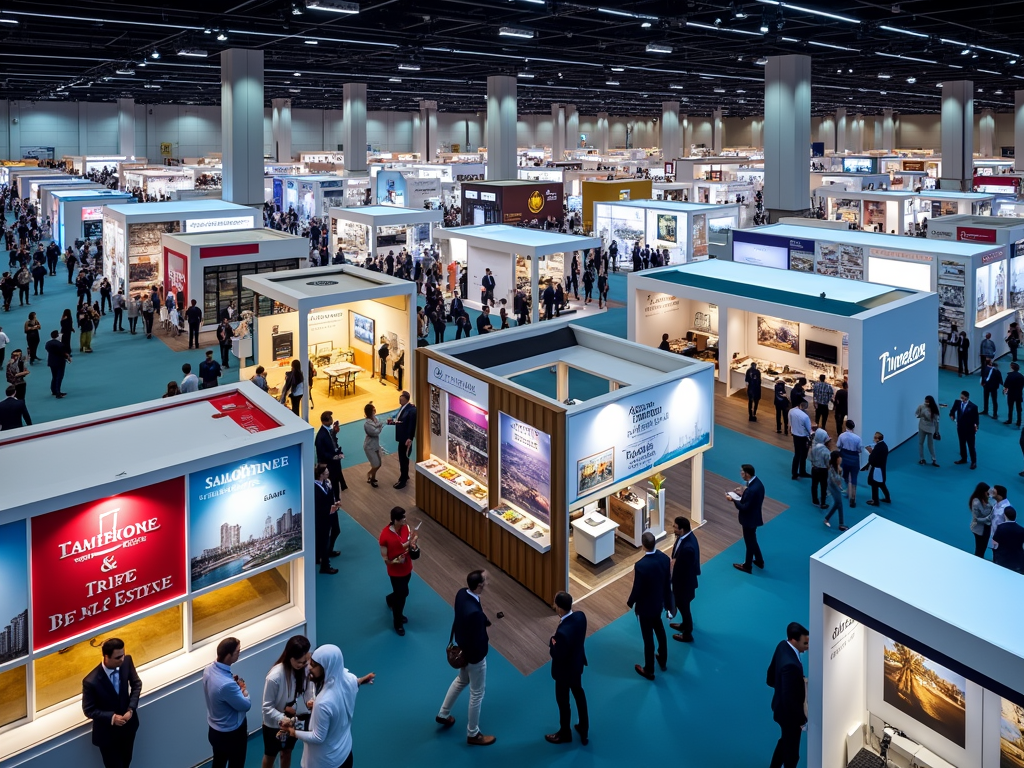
[78,102,88,155]
[271,98,292,162]
[221,48,265,206]
[551,103,565,160]
[342,83,367,175]
[872,118,881,151]
[979,108,995,157]
[118,98,135,159]
[712,108,723,153]
[596,112,609,154]
[661,102,681,163]
[1016,91,1024,173]
[682,114,691,155]
[486,75,517,181]
[882,109,894,152]
[835,108,847,154]
[751,118,762,150]
[415,100,438,161]
[941,81,974,190]
[851,114,864,153]
[0,101,10,160]
[764,54,811,215]
[565,104,578,152]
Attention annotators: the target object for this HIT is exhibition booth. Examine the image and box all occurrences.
[414,320,715,601]
[101,200,261,295]
[915,190,995,219]
[50,188,136,251]
[372,171,442,209]
[927,215,1024,250]
[594,199,740,266]
[433,224,603,322]
[31,178,99,206]
[241,265,417,425]
[628,260,938,447]
[122,168,192,199]
[460,180,565,227]
[815,172,892,193]
[328,205,441,263]
[730,223,1008,371]
[271,175,370,223]
[814,188,917,234]
[0,382,314,768]
[67,155,138,175]
[16,172,73,201]
[581,178,654,232]
[671,156,751,181]
[6,167,59,195]
[809,514,1024,768]
[160,228,307,329]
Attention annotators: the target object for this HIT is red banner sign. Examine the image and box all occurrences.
[207,392,283,433]
[31,478,187,650]
[957,226,997,244]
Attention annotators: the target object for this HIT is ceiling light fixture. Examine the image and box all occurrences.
[878,25,928,38]
[960,48,971,55]
[755,57,768,65]
[974,44,1015,56]
[293,71,302,76]
[216,32,227,40]
[611,67,625,72]
[808,41,859,52]
[144,83,161,89]
[1010,59,1018,65]
[517,72,534,78]
[877,73,891,79]
[906,76,916,83]
[389,77,401,82]
[398,63,420,71]
[306,0,359,13]
[978,69,1001,75]
[688,21,763,35]
[115,66,135,75]
[669,84,684,89]
[757,1,859,24]
[499,26,535,38]
[646,43,672,53]
[151,50,160,59]
[289,88,301,93]
[995,89,1004,94]
[304,39,318,44]
[940,38,967,46]
[0,16,18,24]
[177,48,208,58]
[606,80,620,85]
[641,21,652,28]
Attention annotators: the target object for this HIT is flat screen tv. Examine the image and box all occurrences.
[352,312,375,346]
[805,339,838,365]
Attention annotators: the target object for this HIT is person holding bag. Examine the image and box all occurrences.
[279,359,304,416]
[915,395,940,466]
[378,507,419,636]
[864,432,891,506]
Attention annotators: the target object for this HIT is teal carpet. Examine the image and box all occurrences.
[4,247,1013,767]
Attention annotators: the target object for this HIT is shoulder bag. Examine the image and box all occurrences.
[446,621,467,669]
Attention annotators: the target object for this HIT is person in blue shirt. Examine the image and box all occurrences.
[203,637,251,768]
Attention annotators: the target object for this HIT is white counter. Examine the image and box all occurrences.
[571,513,619,564]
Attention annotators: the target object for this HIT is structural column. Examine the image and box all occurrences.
[551,103,565,160]
[851,114,864,153]
[415,100,438,161]
[565,104,578,152]
[117,98,135,159]
[763,54,811,216]
[750,118,762,150]
[1016,91,1024,173]
[835,108,847,154]
[271,98,292,162]
[486,75,517,181]
[596,112,609,154]
[221,48,265,206]
[979,107,995,157]
[342,83,367,175]
[661,102,681,163]
[682,114,691,156]
[882,109,894,152]
[712,108,723,153]
[941,80,974,190]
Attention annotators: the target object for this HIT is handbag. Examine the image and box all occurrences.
[934,427,941,441]
[446,622,467,669]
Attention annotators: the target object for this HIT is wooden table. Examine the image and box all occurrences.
[323,362,363,396]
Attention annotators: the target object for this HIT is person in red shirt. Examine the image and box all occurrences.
[379,507,418,636]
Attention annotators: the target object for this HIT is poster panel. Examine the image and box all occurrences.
[0,520,28,662]
[189,444,303,591]
[498,413,551,524]
[31,478,187,651]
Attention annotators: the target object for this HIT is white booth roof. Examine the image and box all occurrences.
[927,214,1022,230]
[104,199,255,218]
[915,190,995,202]
[328,205,442,227]
[50,188,132,200]
[242,264,415,313]
[433,224,602,258]
[162,228,305,248]
[598,199,738,214]
[746,223,1002,258]
[814,187,916,201]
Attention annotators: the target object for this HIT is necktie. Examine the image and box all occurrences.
[111,669,120,692]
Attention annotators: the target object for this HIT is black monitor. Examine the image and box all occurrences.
[805,339,838,365]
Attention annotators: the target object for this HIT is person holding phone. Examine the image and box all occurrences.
[379,507,419,636]
[261,635,315,768]
[203,637,251,768]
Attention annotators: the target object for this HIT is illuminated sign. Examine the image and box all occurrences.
[464,190,478,200]
[430,361,488,408]
[184,215,255,233]
[81,206,104,220]
[879,342,926,383]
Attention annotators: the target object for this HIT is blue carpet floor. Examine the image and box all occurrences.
[5,248,1015,767]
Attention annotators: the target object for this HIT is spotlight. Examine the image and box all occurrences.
[217,32,228,41]
[151,50,160,59]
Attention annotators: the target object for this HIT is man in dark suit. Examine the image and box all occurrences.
[669,516,700,643]
[45,330,69,398]
[436,570,495,746]
[730,464,765,573]
[950,390,980,469]
[388,390,417,489]
[481,268,496,307]
[0,384,31,429]
[82,637,142,768]
[766,622,809,768]
[1005,362,1024,426]
[864,431,891,506]
[546,591,589,745]
[626,531,673,680]
[993,507,1024,573]
[958,331,971,377]
[981,360,1003,418]
[314,464,340,574]
[449,291,464,321]
[315,410,348,500]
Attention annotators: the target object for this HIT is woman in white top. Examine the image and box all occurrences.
[281,644,374,768]
[363,401,384,488]
[261,635,315,768]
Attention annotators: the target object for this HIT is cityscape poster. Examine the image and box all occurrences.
[0,520,28,662]
[189,444,303,591]
[498,413,551,525]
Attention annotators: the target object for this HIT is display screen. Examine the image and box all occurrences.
[867,257,931,292]
[188,444,303,592]
[447,395,488,482]
[352,312,375,345]
[882,637,967,748]
[805,339,838,365]
[843,157,875,173]
[0,520,28,663]
[81,206,103,220]
[498,413,551,525]
[1010,253,1024,310]
[733,233,789,270]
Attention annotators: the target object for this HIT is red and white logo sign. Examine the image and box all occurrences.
[956,227,997,244]
[31,478,186,650]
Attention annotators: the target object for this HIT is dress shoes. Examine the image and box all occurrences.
[466,734,496,746]
[865,500,879,507]
[329,550,340,557]
[319,567,338,575]
[669,622,683,630]
[393,481,407,489]
[673,633,694,643]
[545,733,571,744]
[954,459,967,465]
[753,560,765,569]
[395,626,405,636]
[634,664,655,681]
[574,724,589,745]
[435,715,455,728]
[970,463,977,469]
[733,563,752,574]
[657,656,667,671]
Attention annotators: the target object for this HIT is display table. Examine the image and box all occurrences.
[416,457,489,512]
[728,356,844,404]
[322,361,364,396]
[488,503,552,553]
[571,513,619,564]
[608,486,646,547]
[232,335,253,362]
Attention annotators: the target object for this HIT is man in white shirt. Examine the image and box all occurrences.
[180,363,199,394]
[990,485,1013,552]
[0,326,9,366]
[788,400,813,480]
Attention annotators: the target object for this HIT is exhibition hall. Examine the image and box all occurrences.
[3,1,1024,767]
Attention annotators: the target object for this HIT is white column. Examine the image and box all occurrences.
[661,101,681,163]
[979,108,995,157]
[565,104,578,152]
[117,98,135,159]
[882,109,894,152]
[851,114,864,153]
[486,75,517,181]
[78,102,88,155]
[817,116,834,149]
[941,81,974,190]
[342,83,367,175]
[596,112,609,154]
[682,114,691,155]
[221,48,265,206]
[416,100,437,161]
[271,98,292,162]
[551,103,565,160]
[1016,91,1024,173]
[712,108,723,153]
[835,108,847,154]
[751,118,762,150]
[764,54,811,213]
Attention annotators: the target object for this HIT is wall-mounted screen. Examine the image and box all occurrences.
[866,257,932,292]
[843,157,875,174]
[352,312,375,346]
[734,240,789,270]
[447,395,488,482]
[656,214,677,243]
[805,339,838,365]
[882,638,967,748]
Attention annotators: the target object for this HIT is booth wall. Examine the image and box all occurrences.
[818,603,867,768]
[468,246,513,307]
[347,296,409,381]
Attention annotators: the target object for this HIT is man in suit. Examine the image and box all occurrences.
[864,431,891,506]
[44,330,69,398]
[730,464,766,573]
[389,390,417,489]
[993,507,1024,573]
[950,390,980,469]
[626,531,673,680]
[481,268,496,307]
[436,570,496,746]
[981,359,1003,418]
[449,291,464,321]
[958,332,971,377]
[766,622,809,768]
[0,384,31,429]
[314,464,340,574]
[669,516,700,642]
[1005,362,1024,426]
[545,591,589,745]
[81,637,142,768]
[315,410,348,500]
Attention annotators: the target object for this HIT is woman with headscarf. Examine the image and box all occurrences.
[280,644,373,768]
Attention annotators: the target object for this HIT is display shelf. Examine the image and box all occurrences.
[607,485,646,547]
[415,458,488,511]
[488,503,551,553]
